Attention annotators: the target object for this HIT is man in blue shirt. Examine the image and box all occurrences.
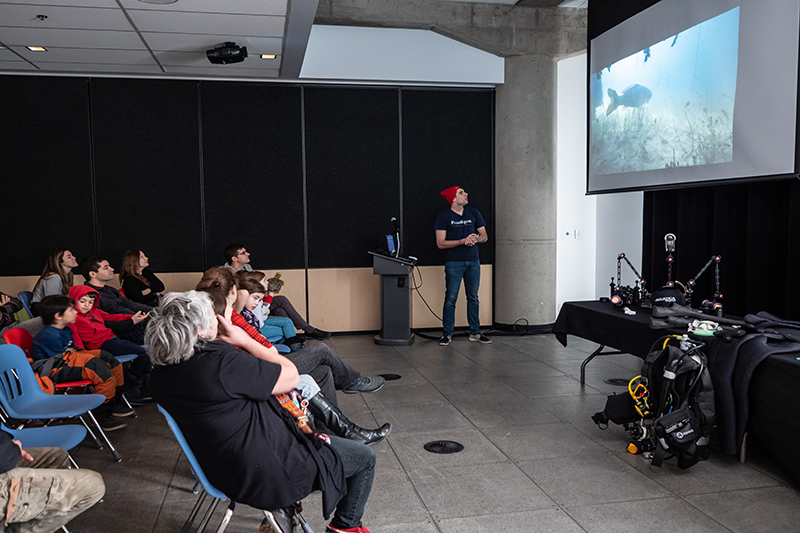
[434,186,491,346]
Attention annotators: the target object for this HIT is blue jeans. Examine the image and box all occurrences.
[99,337,152,377]
[327,435,375,529]
[260,316,296,340]
[443,260,481,336]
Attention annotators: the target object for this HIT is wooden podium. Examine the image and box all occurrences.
[369,251,416,345]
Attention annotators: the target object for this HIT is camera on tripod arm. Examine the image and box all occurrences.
[608,253,647,307]
[610,284,639,306]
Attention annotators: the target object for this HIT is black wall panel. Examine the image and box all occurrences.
[644,179,800,319]
[201,83,304,270]
[305,87,400,268]
[0,76,95,276]
[2,75,495,285]
[90,79,203,273]
[401,89,494,266]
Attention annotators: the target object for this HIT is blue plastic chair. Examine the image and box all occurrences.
[16,291,34,319]
[2,422,87,468]
[157,404,302,533]
[0,344,122,462]
[265,335,291,354]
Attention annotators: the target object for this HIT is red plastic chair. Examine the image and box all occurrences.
[2,328,93,391]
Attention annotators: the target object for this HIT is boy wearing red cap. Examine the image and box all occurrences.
[434,186,490,345]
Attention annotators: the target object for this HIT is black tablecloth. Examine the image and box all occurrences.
[554,300,800,487]
[553,300,674,359]
[749,351,800,487]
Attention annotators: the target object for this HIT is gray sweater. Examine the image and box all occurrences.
[31,274,63,303]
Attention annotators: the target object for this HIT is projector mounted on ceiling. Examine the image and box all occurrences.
[206,42,248,65]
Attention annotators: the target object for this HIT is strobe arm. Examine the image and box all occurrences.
[686,255,722,307]
[612,253,647,305]
[616,253,646,292]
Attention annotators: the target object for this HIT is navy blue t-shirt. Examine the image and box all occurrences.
[434,206,486,262]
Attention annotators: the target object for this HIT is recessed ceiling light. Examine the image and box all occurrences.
[27,46,47,52]
[138,0,179,4]
[260,54,276,60]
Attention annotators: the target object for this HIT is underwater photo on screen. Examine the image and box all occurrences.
[590,7,740,176]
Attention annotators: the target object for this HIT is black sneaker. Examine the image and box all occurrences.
[123,387,154,406]
[97,415,127,432]
[342,376,385,394]
[307,328,331,340]
[112,403,135,418]
[438,335,452,346]
[469,333,492,344]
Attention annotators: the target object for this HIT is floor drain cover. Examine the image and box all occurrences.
[379,373,401,381]
[423,440,464,454]
[605,378,630,386]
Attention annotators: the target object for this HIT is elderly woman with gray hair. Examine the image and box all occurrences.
[146,291,376,533]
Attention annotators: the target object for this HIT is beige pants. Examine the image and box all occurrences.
[0,447,105,533]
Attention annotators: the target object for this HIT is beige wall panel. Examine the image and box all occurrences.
[1,276,40,297]
[3,267,492,332]
[251,269,307,324]
[307,268,381,332]
[305,266,492,333]
[1,270,308,315]
[411,265,492,329]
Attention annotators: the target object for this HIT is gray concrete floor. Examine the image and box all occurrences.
[67,333,800,533]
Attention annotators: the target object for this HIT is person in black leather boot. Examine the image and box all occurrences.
[308,391,392,446]
[260,507,295,533]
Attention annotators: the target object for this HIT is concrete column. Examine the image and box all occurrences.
[495,54,557,325]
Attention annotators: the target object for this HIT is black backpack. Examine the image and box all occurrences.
[641,336,715,468]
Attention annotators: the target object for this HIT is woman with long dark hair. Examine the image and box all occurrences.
[31,249,79,314]
[118,249,164,307]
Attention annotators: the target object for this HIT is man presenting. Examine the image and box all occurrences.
[435,186,490,346]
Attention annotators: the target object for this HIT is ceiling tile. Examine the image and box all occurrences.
[164,64,280,77]
[118,0,287,17]
[0,4,133,31]
[10,45,157,65]
[156,50,282,68]
[0,1,119,7]
[128,10,285,37]
[31,61,163,73]
[141,33,282,55]
[0,27,145,49]
[0,60,37,70]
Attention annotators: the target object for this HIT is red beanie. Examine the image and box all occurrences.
[441,186,460,205]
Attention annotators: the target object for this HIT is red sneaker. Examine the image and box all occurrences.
[326,525,372,533]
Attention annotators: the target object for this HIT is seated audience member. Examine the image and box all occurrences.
[199,287,391,446]
[119,249,164,307]
[197,268,384,395]
[68,286,152,402]
[236,270,299,345]
[221,243,330,339]
[234,274,302,351]
[31,295,133,430]
[31,249,79,315]
[0,430,105,532]
[147,291,376,533]
[0,292,24,334]
[80,256,151,344]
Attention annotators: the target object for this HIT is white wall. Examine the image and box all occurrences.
[595,192,644,299]
[300,25,504,85]
[556,53,644,311]
[556,54,597,312]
